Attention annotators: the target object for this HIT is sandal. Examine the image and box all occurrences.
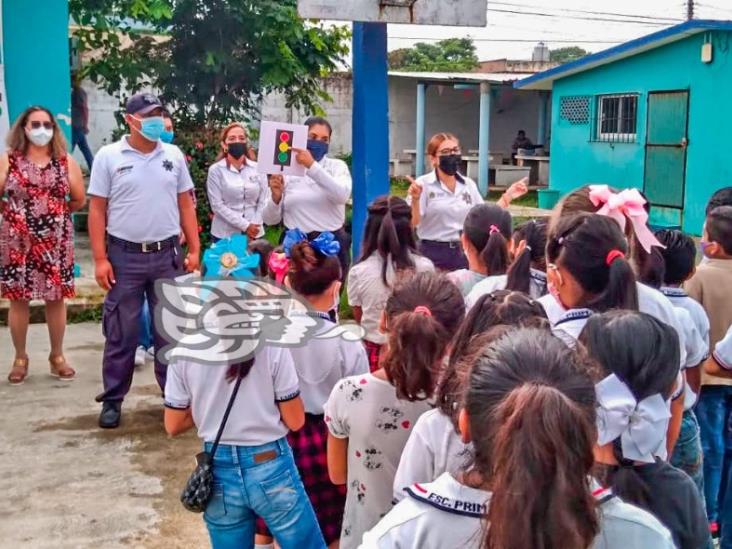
[49,355,75,381]
[8,357,29,385]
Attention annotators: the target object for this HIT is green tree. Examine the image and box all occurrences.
[388,37,478,72]
[69,0,350,126]
[549,46,589,63]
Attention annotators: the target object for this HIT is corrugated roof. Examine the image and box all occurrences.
[515,19,732,91]
[389,71,533,85]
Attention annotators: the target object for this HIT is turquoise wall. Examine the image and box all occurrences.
[549,30,732,235]
[3,0,71,140]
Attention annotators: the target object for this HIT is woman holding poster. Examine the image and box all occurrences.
[262,117,352,276]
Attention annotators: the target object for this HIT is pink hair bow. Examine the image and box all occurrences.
[588,185,664,253]
[268,252,289,284]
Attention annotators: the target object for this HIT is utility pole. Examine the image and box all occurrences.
[687,0,694,21]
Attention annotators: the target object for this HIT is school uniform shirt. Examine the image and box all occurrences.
[324,373,432,549]
[407,171,483,243]
[672,306,708,410]
[392,409,472,503]
[661,287,711,350]
[360,473,675,549]
[261,156,352,232]
[288,311,369,415]
[445,269,486,297]
[631,460,712,549]
[550,308,593,348]
[347,253,435,345]
[537,282,688,368]
[685,258,732,386]
[88,137,194,243]
[207,158,268,239]
[464,269,547,309]
[713,325,732,371]
[164,346,299,446]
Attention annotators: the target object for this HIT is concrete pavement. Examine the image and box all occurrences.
[0,322,208,548]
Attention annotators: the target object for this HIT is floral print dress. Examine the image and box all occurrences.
[0,152,74,300]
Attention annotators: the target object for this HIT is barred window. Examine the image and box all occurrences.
[595,94,638,143]
[560,96,590,125]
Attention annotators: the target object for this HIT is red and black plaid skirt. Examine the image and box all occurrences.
[256,413,346,544]
[363,340,383,373]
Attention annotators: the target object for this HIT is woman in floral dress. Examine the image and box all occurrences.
[0,106,86,384]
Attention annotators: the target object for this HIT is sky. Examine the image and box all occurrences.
[330,0,732,62]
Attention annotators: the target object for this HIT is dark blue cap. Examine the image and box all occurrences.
[125,93,163,115]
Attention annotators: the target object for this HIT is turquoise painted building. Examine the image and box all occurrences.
[2,0,71,138]
[516,20,732,235]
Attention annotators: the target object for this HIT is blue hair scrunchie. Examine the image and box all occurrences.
[283,228,341,259]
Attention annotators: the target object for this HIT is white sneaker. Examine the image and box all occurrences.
[145,347,155,363]
[134,346,146,368]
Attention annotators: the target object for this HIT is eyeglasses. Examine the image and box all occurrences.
[437,147,461,156]
[29,121,53,130]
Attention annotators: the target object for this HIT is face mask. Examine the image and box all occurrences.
[160,130,175,144]
[26,127,54,147]
[438,154,461,176]
[700,240,712,257]
[227,142,247,160]
[307,139,329,162]
[133,115,165,142]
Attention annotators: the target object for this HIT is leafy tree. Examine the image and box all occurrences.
[388,37,478,72]
[549,46,589,64]
[69,0,350,126]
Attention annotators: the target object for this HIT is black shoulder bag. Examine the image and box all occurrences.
[181,373,244,513]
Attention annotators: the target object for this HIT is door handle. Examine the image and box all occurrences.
[681,137,688,149]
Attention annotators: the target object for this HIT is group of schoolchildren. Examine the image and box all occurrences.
[163,180,732,549]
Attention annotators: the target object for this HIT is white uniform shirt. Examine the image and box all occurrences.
[207,158,268,239]
[361,474,675,549]
[288,312,369,414]
[348,253,435,344]
[88,137,194,242]
[262,156,352,232]
[408,171,483,242]
[392,409,472,503]
[324,373,432,549]
[661,287,711,352]
[464,269,547,309]
[551,308,593,347]
[445,269,487,297]
[714,325,732,371]
[164,346,299,446]
[673,306,708,409]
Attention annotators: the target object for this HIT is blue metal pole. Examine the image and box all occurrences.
[478,82,491,196]
[537,91,547,147]
[351,22,390,260]
[416,82,426,176]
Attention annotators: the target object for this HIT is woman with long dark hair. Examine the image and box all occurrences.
[363,328,675,548]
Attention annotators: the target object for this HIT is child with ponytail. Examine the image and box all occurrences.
[325,272,464,549]
[506,217,549,296]
[348,196,434,371]
[581,310,710,549]
[392,290,548,502]
[363,328,675,548]
[255,228,369,548]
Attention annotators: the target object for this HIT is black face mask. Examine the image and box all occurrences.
[227,142,247,160]
[438,154,461,176]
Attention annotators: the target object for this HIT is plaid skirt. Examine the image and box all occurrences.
[363,340,383,373]
[256,413,346,544]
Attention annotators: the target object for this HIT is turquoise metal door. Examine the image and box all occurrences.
[644,91,689,210]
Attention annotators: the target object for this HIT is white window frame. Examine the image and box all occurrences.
[596,94,638,142]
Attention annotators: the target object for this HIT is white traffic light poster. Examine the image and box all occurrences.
[256,120,308,177]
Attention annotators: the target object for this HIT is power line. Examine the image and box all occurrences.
[487,2,683,23]
[485,8,677,26]
[388,36,622,44]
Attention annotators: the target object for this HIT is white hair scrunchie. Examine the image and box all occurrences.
[595,373,671,463]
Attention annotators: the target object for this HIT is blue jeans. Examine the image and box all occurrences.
[71,126,94,170]
[138,296,154,350]
[203,438,325,549]
[697,385,732,523]
[671,410,706,502]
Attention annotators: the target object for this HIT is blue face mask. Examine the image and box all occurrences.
[160,130,175,144]
[307,139,329,162]
[134,115,165,142]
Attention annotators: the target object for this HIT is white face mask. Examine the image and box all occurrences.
[26,127,54,147]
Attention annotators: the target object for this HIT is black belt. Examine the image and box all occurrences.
[421,239,462,249]
[108,234,178,254]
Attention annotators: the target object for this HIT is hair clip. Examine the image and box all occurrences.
[489,224,501,235]
[283,228,341,259]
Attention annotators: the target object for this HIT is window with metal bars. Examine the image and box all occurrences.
[594,94,638,143]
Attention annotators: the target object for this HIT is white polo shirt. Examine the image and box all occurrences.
[361,474,675,549]
[88,136,194,243]
[464,269,548,309]
[714,326,732,371]
[207,158,268,239]
[164,346,300,446]
[262,156,351,232]
[407,171,483,242]
[661,287,711,352]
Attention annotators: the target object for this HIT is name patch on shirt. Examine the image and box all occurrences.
[406,485,486,518]
[116,164,134,175]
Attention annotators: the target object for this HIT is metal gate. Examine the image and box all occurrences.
[643,91,689,210]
